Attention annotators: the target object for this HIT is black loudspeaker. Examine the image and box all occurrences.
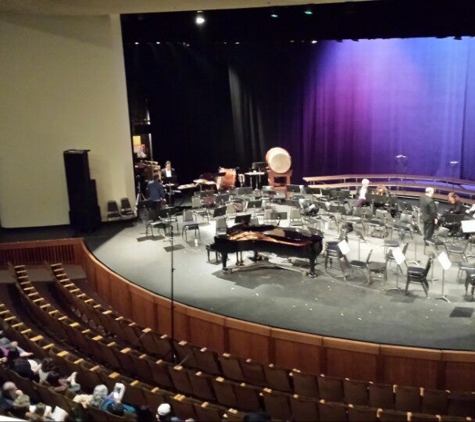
[64,149,91,188]
[63,150,101,232]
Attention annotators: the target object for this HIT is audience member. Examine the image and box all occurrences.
[0,381,22,412]
[101,390,136,415]
[45,370,81,394]
[157,403,181,422]
[87,384,108,409]
[10,393,30,419]
[25,402,46,422]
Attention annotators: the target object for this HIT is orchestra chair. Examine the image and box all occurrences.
[106,200,122,221]
[394,385,422,413]
[347,404,378,422]
[215,217,228,237]
[344,208,366,235]
[387,243,409,275]
[324,241,349,281]
[191,196,209,222]
[368,209,390,238]
[264,209,278,225]
[119,197,135,220]
[289,208,304,226]
[290,394,320,422]
[182,209,200,242]
[457,261,475,283]
[445,240,470,263]
[405,257,432,297]
[225,203,237,219]
[348,249,373,283]
[367,248,390,285]
[318,399,348,421]
[424,227,450,255]
[394,211,414,240]
[464,268,475,300]
[343,378,369,406]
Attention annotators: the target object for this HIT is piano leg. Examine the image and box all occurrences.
[221,252,229,271]
[308,253,317,278]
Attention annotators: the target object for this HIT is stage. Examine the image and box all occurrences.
[76,201,475,352]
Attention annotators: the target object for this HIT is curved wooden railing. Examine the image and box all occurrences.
[303,174,475,203]
[1,238,475,392]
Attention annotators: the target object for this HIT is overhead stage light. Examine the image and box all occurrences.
[304,7,313,15]
[195,11,205,25]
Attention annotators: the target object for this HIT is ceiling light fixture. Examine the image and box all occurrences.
[304,7,313,15]
[195,11,205,25]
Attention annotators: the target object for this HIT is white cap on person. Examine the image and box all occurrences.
[158,403,171,416]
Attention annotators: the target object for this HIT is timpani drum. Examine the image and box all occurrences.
[217,167,236,190]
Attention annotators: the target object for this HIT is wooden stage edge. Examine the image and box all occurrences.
[303,173,475,204]
[2,237,475,391]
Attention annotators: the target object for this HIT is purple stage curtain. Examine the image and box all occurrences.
[298,38,474,180]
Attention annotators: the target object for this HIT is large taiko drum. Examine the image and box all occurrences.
[217,167,236,190]
[266,147,291,174]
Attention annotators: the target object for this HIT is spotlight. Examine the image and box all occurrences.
[134,42,139,45]
[304,7,313,15]
[311,40,317,44]
[271,13,278,18]
[156,41,160,45]
[195,11,205,25]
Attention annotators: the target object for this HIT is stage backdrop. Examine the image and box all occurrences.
[124,37,475,185]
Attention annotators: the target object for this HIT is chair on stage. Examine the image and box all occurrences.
[405,257,432,297]
[182,209,200,242]
[192,196,209,222]
[445,239,470,262]
[394,211,414,240]
[119,197,136,220]
[324,241,349,281]
[215,216,228,237]
[424,227,450,255]
[107,200,122,221]
[289,208,304,226]
[387,242,409,274]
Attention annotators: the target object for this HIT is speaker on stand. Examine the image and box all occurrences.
[63,150,101,233]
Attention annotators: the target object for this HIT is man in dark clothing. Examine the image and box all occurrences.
[147,174,166,211]
[419,187,438,241]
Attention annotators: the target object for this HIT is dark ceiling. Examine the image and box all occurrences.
[121,0,475,45]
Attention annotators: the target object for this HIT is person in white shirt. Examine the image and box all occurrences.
[353,179,371,207]
[161,161,176,180]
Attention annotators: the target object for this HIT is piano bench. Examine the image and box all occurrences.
[206,244,221,263]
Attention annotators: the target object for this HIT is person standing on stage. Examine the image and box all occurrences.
[420,187,438,241]
[161,161,176,180]
[147,174,166,210]
[353,178,371,208]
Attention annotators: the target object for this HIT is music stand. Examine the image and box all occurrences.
[462,219,475,258]
[435,251,452,303]
[354,230,366,261]
[387,247,405,294]
[212,205,227,218]
[234,214,252,225]
[162,176,177,205]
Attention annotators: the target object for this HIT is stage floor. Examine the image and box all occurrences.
[76,205,475,352]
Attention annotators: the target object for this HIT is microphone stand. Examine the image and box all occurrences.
[169,225,178,363]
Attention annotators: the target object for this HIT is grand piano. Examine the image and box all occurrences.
[211,224,323,277]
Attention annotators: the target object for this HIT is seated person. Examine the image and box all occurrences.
[0,382,22,412]
[446,192,463,214]
[101,391,136,416]
[353,179,371,208]
[375,184,389,196]
[440,192,464,235]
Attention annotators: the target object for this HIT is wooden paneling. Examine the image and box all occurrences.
[226,318,271,362]
[442,351,475,391]
[187,307,227,353]
[324,337,379,381]
[129,285,157,329]
[271,328,323,375]
[380,345,441,389]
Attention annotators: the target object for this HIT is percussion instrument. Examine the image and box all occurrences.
[216,167,236,191]
[266,147,291,174]
[178,183,197,190]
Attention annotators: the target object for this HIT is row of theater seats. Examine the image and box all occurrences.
[0,296,245,421]
[10,263,475,420]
